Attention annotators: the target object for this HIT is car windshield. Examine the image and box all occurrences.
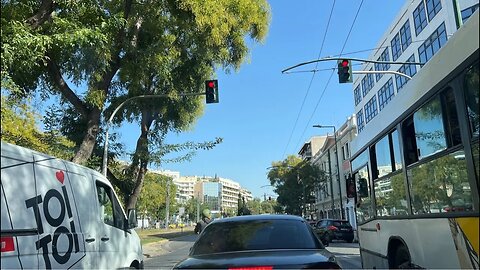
[191,219,321,255]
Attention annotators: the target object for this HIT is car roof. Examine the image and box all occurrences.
[319,219,350,222]
[210,214,305,224]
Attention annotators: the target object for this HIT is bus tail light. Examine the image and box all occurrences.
[1,237,15,252]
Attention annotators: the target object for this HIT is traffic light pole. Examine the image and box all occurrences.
[281,56,424,76]
[102,92,205,177]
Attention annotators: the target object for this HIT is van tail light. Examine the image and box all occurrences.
[327,225,338,231]
[1,237,15,252]
[229,267,273,270]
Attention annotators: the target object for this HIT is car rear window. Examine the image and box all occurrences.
[191,219,320,255]
[332,221,352,227]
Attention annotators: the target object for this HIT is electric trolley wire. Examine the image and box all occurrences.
[292,0,365,152]
[281,0,337,159]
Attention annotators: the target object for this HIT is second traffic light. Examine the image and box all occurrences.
[337,59,353,83]
[205,80,219,104]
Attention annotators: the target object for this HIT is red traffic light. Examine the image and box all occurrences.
[341,60,349,67]
[208,81,215,88]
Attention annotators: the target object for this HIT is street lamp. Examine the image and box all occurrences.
[267,165,305,218]
[313,125,344,219]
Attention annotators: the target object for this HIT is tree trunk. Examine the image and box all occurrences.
[72,108,101,164]
[126,110,154,210]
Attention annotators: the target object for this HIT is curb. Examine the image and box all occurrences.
[142,231,195,259]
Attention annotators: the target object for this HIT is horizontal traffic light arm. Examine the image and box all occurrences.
[282,56,425,74]
[352,70,412,80]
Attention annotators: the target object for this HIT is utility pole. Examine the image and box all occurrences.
[165,180,170,229]
[196,192,200,222]
[327,149,335,218]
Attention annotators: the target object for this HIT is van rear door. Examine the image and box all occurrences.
[1,145,39,269]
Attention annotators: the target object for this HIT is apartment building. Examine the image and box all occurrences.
[352,0,478,139]
[193,176,251,214]
[308,116,357,227]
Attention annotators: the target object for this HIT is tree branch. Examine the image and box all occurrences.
[46,54,89,117]
[26,0,55,30]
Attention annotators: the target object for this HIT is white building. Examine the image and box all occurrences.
[309,115,357,227]
[352,0,478,141]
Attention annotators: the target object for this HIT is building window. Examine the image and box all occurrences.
[354,85,362,106]
[400,20,412,51]
[391,34,402,61]
[396,54,417,91]
[378,78,395,110]
[413,1,428,36]
[418,22,447,63]
[357,109,365,133]
[462,4,479,22]
[364,95,378,123]
[375,47,391,81]
[426,0,442,21]
[361,69,375,97]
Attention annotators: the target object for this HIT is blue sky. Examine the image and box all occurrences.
[115,0,406,199]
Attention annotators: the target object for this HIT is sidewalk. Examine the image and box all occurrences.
[138,227,195,259]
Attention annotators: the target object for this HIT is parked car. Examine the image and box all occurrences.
[314,219,354,244]
[0,141,144,269]
[174,214,341,269]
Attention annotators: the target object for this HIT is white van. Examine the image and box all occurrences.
[0,141,144,269]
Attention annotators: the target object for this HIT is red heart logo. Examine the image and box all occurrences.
[56,171,65,184]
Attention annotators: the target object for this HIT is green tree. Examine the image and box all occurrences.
[2,0,270,165]
[246,198,262,215]
[2,0,270,211]
[1,95,75,159]
[267,155,322,216]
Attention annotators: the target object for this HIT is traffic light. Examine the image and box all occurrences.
[346,175,355,198]
[337,59,353,83]
[205,80,219,104]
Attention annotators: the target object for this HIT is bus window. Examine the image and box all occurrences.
[464,64,479,138]
[408,150,472,214]
[413,96,447,159]
[374,172,408,217]
[354,166,373,222]
[464,63,479,181]
[392,130,403,170]
[374,135,393,178]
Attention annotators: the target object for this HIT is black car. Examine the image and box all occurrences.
[174,214,341,269]
[314,219,354,244]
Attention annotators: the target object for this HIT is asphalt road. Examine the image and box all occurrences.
[144,235,361,269]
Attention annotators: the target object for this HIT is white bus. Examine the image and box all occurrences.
[349,11,479,269]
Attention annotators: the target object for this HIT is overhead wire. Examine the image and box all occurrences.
[292,0,365,152]
[281,0,337,159]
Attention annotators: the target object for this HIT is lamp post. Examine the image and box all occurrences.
[267,165,305,218]
[313,125,344,219]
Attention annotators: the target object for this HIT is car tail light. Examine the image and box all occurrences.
[229,267,273,270]
[1,237,15,252]
[327,225,338,231]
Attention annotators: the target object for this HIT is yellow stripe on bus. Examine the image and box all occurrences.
[456,217,479,256]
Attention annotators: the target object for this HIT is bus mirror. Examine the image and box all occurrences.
[358,178,368,197]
